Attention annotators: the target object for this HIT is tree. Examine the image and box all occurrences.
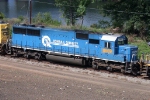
[33,12,61,26]
[0,12,5,19]
[102,0,150,39]
[55,0,94,26]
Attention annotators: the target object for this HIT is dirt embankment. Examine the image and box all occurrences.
[0,56,150,100]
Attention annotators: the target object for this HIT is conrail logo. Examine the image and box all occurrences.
[42,36,52,47]
[42,35,79,48]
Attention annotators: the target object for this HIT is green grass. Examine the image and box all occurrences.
[47,24,110,33]
[128,36,150,56]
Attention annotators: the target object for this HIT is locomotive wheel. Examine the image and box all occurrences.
[34,55,38,60]
[14,52,18,57]
[35,54,41,61]
[107,66,113,72]
[121,68,126,74]
[23,53,26,58]
[88,59,92,67]
[92,63,98,70]
[34,53,42,60]
[26,54,30,59]
[131,66,138,76]
[1,44,7,55]
[82,59,87,67]
[24,53,30,59]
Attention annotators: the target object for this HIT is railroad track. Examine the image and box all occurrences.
[2,55,150,80]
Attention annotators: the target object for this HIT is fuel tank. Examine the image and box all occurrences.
[46,54,83,65]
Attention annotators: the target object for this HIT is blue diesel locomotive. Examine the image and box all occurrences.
[9,24,140,75]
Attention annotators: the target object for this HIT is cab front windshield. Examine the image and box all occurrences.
[118,38,124,45]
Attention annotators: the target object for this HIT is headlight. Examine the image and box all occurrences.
[132,51,137,54]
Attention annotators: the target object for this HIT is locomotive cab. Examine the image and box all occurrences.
[116,35,139,74]
[116,35,138,62]
[94,34,140,75]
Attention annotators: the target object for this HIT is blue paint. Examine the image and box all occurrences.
[12,25,138,63]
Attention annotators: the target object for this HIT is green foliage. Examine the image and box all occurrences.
[102,0,150,38]
[127,35,150,56]
[90,20,111,28]
[4,18,22,25]
[0,12,5,19]
[77,4,85,16]
[33,12,61,26]
[18,15,24,21]
[130,41,150,56]
[55,0,93,26]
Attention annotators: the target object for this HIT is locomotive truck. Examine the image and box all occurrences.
[1,22,150,77]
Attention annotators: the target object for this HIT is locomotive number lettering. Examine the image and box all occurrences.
[102,48,112,53]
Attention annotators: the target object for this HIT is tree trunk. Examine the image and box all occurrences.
[70,0,74,26]
[140,30,146,40]
[80,16,84,28]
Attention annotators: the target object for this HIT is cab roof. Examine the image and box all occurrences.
[101,34,125,41]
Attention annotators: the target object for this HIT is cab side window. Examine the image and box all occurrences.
[105,42,111,49]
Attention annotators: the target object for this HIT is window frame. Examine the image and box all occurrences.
[76,33,88,40]
[104,42,111,49]
[13,27,26,34]
[27,29,40,36]
[89,39,99,44]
